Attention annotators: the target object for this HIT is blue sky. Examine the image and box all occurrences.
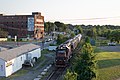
[1,0,120,25]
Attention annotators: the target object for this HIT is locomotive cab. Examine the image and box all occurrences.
[55,49,68,67]
[56,49,66,57]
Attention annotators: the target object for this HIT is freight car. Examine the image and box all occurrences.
[55,34,82,67]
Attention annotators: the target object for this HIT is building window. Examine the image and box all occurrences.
[41,32,43,34]
[12,64,14,66]
[21,57,22,61]
[1,65,3,71]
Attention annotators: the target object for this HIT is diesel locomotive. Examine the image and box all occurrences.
[55,34,82,67]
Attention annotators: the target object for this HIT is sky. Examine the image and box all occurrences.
[1,0,120,25]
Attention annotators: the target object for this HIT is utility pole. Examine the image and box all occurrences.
[53,24,57,40]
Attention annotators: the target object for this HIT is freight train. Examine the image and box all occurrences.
[55,34,82,67]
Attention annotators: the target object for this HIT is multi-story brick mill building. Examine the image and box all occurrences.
[0,12,44,39]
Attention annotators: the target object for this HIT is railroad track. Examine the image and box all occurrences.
[46,67,66,80]
[46,43,82,80]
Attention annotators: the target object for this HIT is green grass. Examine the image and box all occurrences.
[98,66,120,80]
[41,48,55,54]
[8,69,28,78]
[96,51,120,80]
[98,59,120,69]
[0,69,28,80]
[41,49,49,54]
[96,52,120,60]
[37,54,45,63]
[36,49,50,64]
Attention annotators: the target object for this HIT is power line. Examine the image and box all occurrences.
[46,16,120,21]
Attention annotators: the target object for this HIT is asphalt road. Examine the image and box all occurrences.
[98,45,120,52]
[0,40,55,50]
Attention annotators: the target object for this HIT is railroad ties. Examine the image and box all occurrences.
[46,67,66,80]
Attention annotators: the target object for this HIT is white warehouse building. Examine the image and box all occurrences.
[0,44,41,77]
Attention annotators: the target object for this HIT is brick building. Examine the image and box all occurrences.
[0,12,44,39]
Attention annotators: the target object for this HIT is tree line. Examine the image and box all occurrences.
[45,21,120,44]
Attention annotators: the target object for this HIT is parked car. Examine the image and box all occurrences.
[45,38,52,42]
[108,42,116,46]
[45,39,50,42]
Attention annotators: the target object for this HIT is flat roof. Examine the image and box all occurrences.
[0,12,42,17]
[0,44,40,61]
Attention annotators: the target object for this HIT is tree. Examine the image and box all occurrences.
[109,30,120,43]
[86,30,93,38]
[75,25,83,34]
[96,27,102,36]
[86,27,97,40]
[85,36,90,43]
[101,27,108,37]
[54,21,67,32]
[70,32,75,38]
[92,27,97,39]
[75,43,97,80]
[57,34,68,45]
[106,30,111,39]
[64,69,77,80]
[44,22,54,34]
